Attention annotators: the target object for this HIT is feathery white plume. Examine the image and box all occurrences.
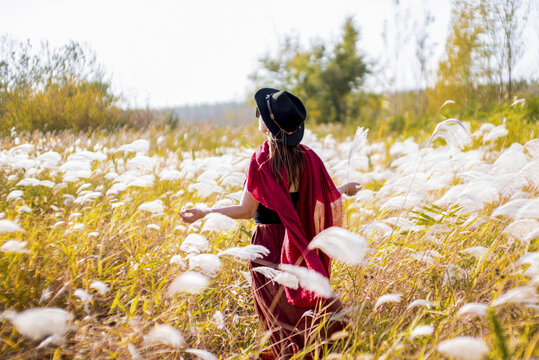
[457,303,488,317]
[127,343,142,360]
[6,190,23,202]
[89,281,110,295]
[347,127,369,182]
[167,271,209,296]
[146,224,160,231]
[374,293,402,310]
[409,324,434,339]
[0,220,22,233]
[279,264,334,298]
[460,246,489,261]
[211,310,225,330]
[252,266,300,289]
[169,255,184,265]
[491,286,538,306]
[138,199,165,214]
[217,244,270,260]
[3,307,74,340]
[436,336,489,360]
[0,240,28,253]
[503,219,539,242]
[74,289,93,302]
[180,234,209,254]
[189,254,221,276]
[185,349,218,360]
[37,333,66,348]
[308,227,368,266]
[201,213,237,233]
[406,299,436,310]
[143,324,185,347]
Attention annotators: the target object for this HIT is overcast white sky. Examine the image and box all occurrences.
[1,0,537,108]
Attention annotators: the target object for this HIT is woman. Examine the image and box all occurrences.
[180,88,361,359]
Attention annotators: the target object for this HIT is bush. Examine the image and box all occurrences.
[0,36,123,133]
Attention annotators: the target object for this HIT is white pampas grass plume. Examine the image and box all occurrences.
[503,219,539,242]
[491,198,528,218]
[185,349,218,360]
[218,244,270,260]
[308,227,368,266]
[37,333,66,348]
[279,264,334,298]
[180,234,209,254]
[436,336,489,360]
[374,293,402,310]
[169,255,184,265]
[0,220,22,233]
[89,281,109,295]
[167,271,209,296]
[138,200,165,214]
[409,324,434,339]
[406,299,436,310]
[252,266,281,279]
[491,286,538,306]
[174,225,187,232]
[431,119,472,149]
[460,246,489,261]
[0,240,28,253]
[17,205,32,213]
[441,99,456,108]
[127,343,143,360]
[347,127,369,182]
[201,213,237,233]
[483,125,508,142]
[457,303,488,317]
[146,224,160,231]
[211,310,225,329]
[39,288,53,304]
[6,190,23,201]
[252,266,300,289]
[524,228,539,243]
[74,289,93,302]
[510,98,525,107]
[189,254,221,277]
[159,169,182,181]
[116,139,150,154]
[273,272,300,289]
[2,307,74,340]
[143,324,185,347]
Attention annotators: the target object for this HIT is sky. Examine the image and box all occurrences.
[0,0,536,109]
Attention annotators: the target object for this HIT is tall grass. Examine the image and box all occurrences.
[0,118,537,359]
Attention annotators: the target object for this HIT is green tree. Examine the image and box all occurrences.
[435,0,491,113]
[251,17,368,123]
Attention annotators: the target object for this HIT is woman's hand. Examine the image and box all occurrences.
[338,182,362,196]
[179,208,209,223]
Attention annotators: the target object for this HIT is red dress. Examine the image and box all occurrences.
[245,142,345,359]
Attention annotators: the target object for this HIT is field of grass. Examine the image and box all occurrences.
[0,117,537,359]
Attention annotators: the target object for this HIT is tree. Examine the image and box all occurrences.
[482,0,530,101]
[250,17,368,123]
[435,0,490,112]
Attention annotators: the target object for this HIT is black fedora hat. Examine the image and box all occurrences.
[254,88,306,146]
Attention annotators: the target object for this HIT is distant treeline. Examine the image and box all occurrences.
[1,0,538,140]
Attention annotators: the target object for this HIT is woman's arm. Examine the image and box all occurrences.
[179,188,259,223]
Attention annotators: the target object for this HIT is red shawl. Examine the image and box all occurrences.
[246,141,343,307]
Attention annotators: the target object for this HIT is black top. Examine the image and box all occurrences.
[254,192,299,224]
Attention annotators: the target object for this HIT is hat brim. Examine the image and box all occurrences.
[254,88,305,146]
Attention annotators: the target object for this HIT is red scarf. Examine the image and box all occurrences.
[246,141,343,307]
